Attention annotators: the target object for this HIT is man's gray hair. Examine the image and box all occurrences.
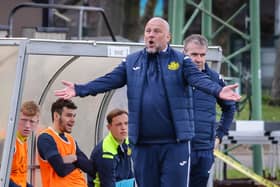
[184,34,208,51]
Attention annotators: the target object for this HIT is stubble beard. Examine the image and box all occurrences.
[146,46,161,54]
[58,118,72,133]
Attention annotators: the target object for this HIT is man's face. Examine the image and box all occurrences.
[107,113,128,143]
[184,42,207,71]
[18,113,39,137]
[56,107,76,133]
[144,18,171,53]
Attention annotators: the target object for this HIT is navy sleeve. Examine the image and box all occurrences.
[216,76,236,140]
[37,133,58,159]
[96,156,116,187]
[9,180,20,187]
[37,133,76,177]
[87,147,99,187]
[87,171,94,187]
[27,182,33,187]
[87,148,98,187]
[75,60,127,97]
[74,143,95,175]
[183,56,222,97]
[9,180,33,187]
[87,147,116,187]
[87,177,94,187]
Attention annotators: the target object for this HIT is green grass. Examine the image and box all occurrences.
[235,101,280,121]
[227,169,248,179]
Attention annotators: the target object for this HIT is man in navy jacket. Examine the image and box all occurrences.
[183,34,236,187]
[55,17,240,187]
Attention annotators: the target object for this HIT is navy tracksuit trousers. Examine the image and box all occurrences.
[132,142,191,187]
[189,150,214,187]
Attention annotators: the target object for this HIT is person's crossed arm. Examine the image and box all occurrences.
[37,133,77,177]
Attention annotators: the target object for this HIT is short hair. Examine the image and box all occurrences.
[106,108,128,124]
[184,34,208,51]
[147,17,170,32]
[51,98,77,121]
[21,101,40,117]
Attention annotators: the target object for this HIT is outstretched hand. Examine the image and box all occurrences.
[54,80,76,99]
[219,83,241,101]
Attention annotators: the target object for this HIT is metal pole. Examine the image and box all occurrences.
[167,0,174,36]
[168,0,185,44]
[0,40,28,187]
[182,1,203,35]
[250,0,263,175]
[212,3,247,39]
[48,0,54,27]
[202,0,212,44]
[186,0,250,41]
[78,9,84,39]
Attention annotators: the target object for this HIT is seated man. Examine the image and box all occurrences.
[9,101,40,187]
[87,109,134,187]
[37,98,94,187]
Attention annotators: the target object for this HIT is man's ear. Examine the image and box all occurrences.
[54,112,59,121]
[167,32,172,43]
[106,124,111,131]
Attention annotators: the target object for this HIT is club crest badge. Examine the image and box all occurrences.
[168,61,180,70]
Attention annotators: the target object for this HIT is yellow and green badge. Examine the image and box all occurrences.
[127,147,132,156]
[168,61,180,70]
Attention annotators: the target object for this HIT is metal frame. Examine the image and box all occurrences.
[7,2,116,41]
[214,120,280,182]
[0,38,29,187]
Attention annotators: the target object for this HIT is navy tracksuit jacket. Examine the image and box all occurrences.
[190,63,236,187]
[87,133,134,187]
